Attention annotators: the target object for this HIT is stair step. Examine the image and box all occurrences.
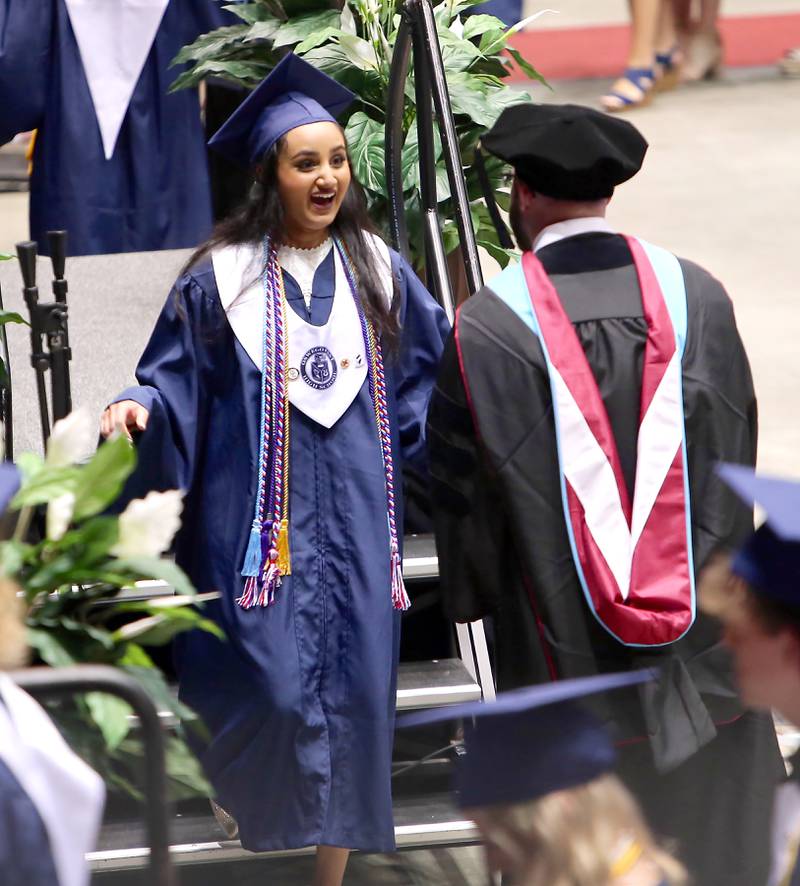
[114,535,439,604]
[131,658,481,731]
[88,793,477,872]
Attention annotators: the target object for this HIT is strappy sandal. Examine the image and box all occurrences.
[654,45,683,92]
[681,30,722,82]
[600,67,655,113]
[778,47,800,78]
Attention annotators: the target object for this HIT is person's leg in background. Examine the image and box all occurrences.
[601,0,663,112]
[681,0,723,81]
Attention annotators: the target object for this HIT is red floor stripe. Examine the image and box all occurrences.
[506,12,800,81]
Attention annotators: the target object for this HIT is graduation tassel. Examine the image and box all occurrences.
[390,541,410,611]
[242,524,263,577]
[238,575,259,609]
[276,518,291,576]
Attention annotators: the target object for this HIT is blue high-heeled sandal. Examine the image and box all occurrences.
[600,67,655,113]
[655,46,683,91]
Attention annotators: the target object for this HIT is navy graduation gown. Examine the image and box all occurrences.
[0,0,235,256]
[0,758,60,885]
[114,247,448,852]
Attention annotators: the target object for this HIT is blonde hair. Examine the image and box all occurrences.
[0,578,28,670]
[697,552,751,626]
[472,773,687,886]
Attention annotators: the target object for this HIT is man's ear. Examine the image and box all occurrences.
[513,177,534,211]
[781,626,800,672]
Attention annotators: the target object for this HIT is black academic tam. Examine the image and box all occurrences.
[482,103,648,201]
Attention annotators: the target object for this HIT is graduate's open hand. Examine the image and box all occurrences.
[101,400,149,440]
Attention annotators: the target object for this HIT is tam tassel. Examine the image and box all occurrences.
[241,524,263,577]
[390,544,409,611]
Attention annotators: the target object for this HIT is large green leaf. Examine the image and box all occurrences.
[27,628,77,667]
[438,29,481,73]
[0,539,32,577]
[222,1,277,23]
[462,14,506,41]
[505,46,549,88]
[344,113,386,192]
[477,237,518,267]
[44,516,119,568]
[11,465,80,509]
[112,607,223,646]
[71,434,136,522]
[402,121,443,193]
[337,33,381,71]
[109,556,197,599]
[86,692,132,751]
[0,310,29,327]
[243,19,283,42]
[272,9,340,49]
[446,73,497,127]
[170,58,274,92]
[171,24,250,66]
[15,451,44,484]
[164,734,215,798]
[122,665,208,738]
[295,25,343,54]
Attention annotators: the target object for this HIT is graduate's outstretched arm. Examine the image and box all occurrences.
[103,278,209,500]
[392,256,450,472]
[426,331,510,623]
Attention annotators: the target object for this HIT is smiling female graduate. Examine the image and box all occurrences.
[100,54,449,885]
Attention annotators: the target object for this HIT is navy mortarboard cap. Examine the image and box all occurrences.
[717,463,800,605]
[399,670,653,809]
[482,103,648,201]
[208,53,355,167]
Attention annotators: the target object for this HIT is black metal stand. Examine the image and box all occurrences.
[12,664,175,886]
[16,232,73,449]
[385,0,486,322]
[0,280,13,461]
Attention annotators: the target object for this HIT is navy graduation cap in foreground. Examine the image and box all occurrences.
[400,670,653,808]
[207,53,356,167]
[716,463,800,605]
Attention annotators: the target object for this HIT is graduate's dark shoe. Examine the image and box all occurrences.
[210,799,240,840]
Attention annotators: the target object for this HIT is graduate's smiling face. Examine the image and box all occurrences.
[276,122,351,246]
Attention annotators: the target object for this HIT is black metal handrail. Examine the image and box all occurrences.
[0,281,13,460]
[11,664,174,886]
[385,0,486,321]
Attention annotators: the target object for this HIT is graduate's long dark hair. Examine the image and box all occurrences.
[185,132,399,346]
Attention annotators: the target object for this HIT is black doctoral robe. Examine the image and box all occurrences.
[427,231,782,886]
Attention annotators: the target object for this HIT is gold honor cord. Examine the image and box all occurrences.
[277,271,291,576]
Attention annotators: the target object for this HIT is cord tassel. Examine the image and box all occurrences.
[241,524,263,577]
[390,544,410,611]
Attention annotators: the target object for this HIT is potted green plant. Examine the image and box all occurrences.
[0,409,219,799]
[172,0,548,270]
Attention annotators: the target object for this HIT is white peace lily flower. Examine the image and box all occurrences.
[46,492,76,541]
[46,408,95,467]
[111,490,184,559]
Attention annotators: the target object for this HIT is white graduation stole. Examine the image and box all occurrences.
[213,233,393,429]
[64,0,169,160]
[283,247,368,428]
[490,237,694,647]
[0,675,105,886]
